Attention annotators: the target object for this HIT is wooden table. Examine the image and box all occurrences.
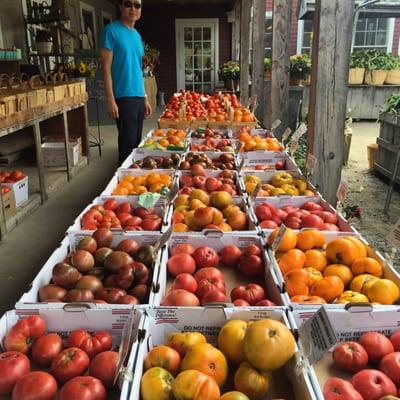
[0,93,90,240]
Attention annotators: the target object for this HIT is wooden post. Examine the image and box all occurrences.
[32,122,47,203]
[0,191,7,241]
[308,0,355,205]
[269,0,291,138]
[239,0,251,105]
[233,0,241,61]
[62,111,72,181]
[251,0,266,121]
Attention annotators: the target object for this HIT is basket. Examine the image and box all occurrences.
[0,74,17,116]
[385,69,400,85]
[364,69,388,86]
[348,67,365,85]
[28,75,47,107]
[45,72,67,102]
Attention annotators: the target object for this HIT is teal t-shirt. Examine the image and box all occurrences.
[100,20,145,99]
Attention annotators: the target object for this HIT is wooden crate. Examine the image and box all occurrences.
[374,111,400,183]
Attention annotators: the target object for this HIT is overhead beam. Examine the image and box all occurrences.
[239,0,251,105]
[251,0,266,121]
[233,0,241,61]
[269,0,291,138]
[308,0,355,205]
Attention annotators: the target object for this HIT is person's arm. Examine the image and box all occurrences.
[100,48,119,119]
[143,81,152,118]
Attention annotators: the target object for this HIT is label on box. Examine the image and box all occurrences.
[270,225,287,252]
[299,307,337,365]
[388,218,400,248]
[281,128,292,146]
[336,179,350,203]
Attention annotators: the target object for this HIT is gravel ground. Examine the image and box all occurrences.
[341,122,400,267]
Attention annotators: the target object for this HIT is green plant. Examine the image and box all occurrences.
[289,54,311,80]
[143,44,160,69]
[218,61,240,81]
[264,58,271,72]
[350,52,367,69]
[55,61,97,79]
[381,93,400,116]
[357,50,393,71]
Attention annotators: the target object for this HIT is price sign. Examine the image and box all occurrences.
[306,153,318,176]
[289,123,307,155]
[138,193,161,210]
[270,119,282,137]
[388,218,400,248]
[281,128,292,146]
[336,179,350,204]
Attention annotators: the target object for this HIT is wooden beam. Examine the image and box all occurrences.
[234,0,241,61]
[32,122,47,203]
[308,0,355,205]
[251,0,266,122]
[269,0,291,138]
[239,0,251,105]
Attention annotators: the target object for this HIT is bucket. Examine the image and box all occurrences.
[349,68,365,85]
[385,69,400,85]
[365,70,388,86]
[367,143,378,171]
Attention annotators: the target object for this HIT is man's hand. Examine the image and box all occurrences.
[144,98,152,119]
[107,99,119,119]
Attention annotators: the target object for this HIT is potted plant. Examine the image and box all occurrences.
[264,58,271,80]
[143,44,160,77]
[289,54,311,85]
[35,30,53,54]
[364,50,392,86]
[385,54,400,85]
[219,61,240,91]
[349,52,366,85]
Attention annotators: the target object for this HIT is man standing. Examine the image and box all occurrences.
[100,0,152,164]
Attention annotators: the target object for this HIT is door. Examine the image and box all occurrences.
[176,19,219,94]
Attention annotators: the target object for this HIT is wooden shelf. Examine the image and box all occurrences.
[25,16,70,25]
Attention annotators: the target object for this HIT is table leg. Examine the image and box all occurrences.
[33,122,47,203]
[82,104,90,164]
[62,111,72,181]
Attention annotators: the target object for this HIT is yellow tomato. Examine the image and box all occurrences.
[140,367,174,400]
[234,362,271,400]
[217,320,248,365]
[173,370,220,400]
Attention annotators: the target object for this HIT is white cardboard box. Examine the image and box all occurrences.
[0,307,144,399]
[237,151,300,172]
[129,306,317,400]
[1,175,28,207]
[298,305,400,399]
[42,142,80,167]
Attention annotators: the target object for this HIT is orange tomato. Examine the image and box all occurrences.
[304,267,323,286]
[310,276,344,303]
[164,332,206,358]
[173,370,220,400]
[323,264,354,287]
[296,230,325,251]
[278,249,306,275]
[351,257,383,277]
[290,295,326,304]
[366,279,400,305]
[304,249,327,271]
[144,346,181,376]
[350,274,379,295]
[268,228,297,252]
[326,238,360,266]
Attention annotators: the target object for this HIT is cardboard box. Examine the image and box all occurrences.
[1,175,28,207]
[0,307,144,399]
[248,196,356,234]
[268,232,400,320]
[237,151,300,173]
[101,169,178,197]
[298,305,400,399]
[120,150,183,170]
[42,142,80,167]
[158,231,289,307]
[43,135,83,157]
[129,307,317,400]
[190,127,232,139]
[1,189,16,217]
[145,128,189,139]
[68,195,169,234]
[17,232,164,308]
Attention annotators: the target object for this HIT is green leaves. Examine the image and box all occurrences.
[218,61,240,81]
[381,93,400,116]
[350,50,400,71]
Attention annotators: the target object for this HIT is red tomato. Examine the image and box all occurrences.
[323,377,363,400]
[196,278,226,299]
[89,351,118,388]
[0,351,30,395]
[352,369,397,400]
[170,244,196,256]
[230,284,265,306]
[332,341,368,373]
[379,352,400,386]
[219,245,242,267]
[193,246,219,269]
[31,333,63,366]
[12,371,57,400]
[4,316,46,354]
[194,267,224,284]
[358,332,394,363]
[50,347,90,384]
[56,376,106,400]
[66,330,112,359]
[9,170,24,181]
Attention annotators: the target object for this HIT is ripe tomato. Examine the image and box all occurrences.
[66,330,112,359]
[197,278,226,299]
[230,284,265,306]
[323,377,363,400]
[332,341,368,373]
[31,333,63,366]
[12,371,57,400]
[57,376,106,400]
[50,347,90,384]
[4,316,46,354]
[0,351,30,395]
[193,247,219,269]
[358,331,394,363]
[89,351,119,388]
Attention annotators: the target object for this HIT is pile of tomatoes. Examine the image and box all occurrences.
[0,315,118,399]
[0,169,25,184]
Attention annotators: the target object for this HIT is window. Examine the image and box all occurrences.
[301,20,313,54]
[352,16,393,52]
[265,12,273,58]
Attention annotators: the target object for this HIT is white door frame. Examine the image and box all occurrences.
[175,18,219,92]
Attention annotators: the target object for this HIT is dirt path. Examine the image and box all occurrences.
[342,122,400,265]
